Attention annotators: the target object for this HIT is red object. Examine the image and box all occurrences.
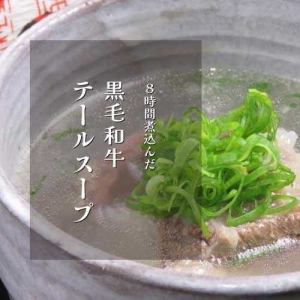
[0,1,5,10]
[19,12,51,36]
[35,0,68,15]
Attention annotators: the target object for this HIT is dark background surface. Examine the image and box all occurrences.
[0,279,10,300]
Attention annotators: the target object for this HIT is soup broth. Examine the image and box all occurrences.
[14,68,300,276]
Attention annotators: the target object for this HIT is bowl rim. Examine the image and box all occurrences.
[1,0,300,295]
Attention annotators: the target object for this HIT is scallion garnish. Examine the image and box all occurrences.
[127,89,298,238]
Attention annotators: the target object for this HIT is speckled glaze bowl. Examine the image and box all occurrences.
[1,1,300,299]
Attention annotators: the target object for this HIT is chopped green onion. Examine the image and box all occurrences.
[127,89,298,238]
